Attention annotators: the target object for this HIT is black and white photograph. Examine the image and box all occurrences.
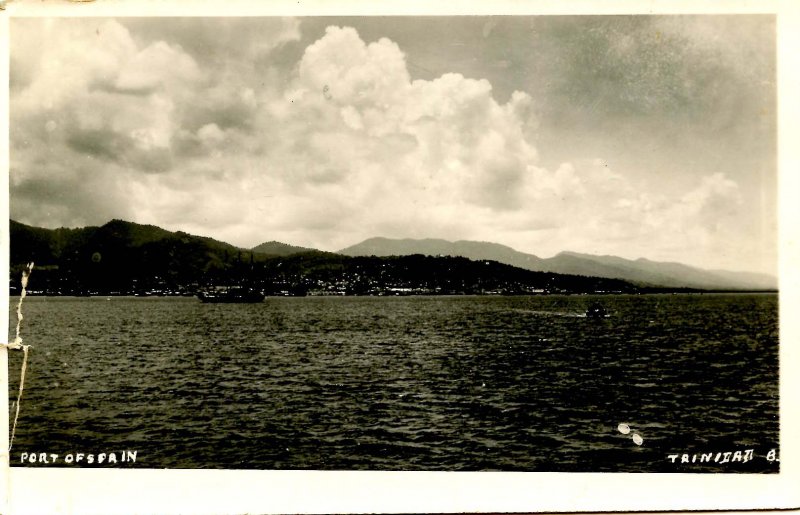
[1,2,797,513]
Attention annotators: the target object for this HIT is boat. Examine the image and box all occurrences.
[197,287,265,304]
[585,302,607,319]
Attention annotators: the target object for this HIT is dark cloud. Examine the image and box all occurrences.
[64,124,173,174]
[89,78,159,97]
[176,88,258,133]
[124,146,174,174]
[10,168,135,229]
[66,128,130,162]
[9,55,35,92]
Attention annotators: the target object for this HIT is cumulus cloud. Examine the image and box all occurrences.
[10,18,296,227]
[10,19,759,272]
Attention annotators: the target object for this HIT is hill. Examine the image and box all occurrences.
[251,240,317,256]
[9,219,647,296]
[544,252,776,290]
[10,219,255,294]
[339,238,776,290]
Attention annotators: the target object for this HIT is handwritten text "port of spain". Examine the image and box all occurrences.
[19,450,137,465]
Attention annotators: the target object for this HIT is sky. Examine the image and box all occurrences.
[8,15,777,275]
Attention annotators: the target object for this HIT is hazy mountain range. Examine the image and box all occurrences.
[338,237,776,290]
[8,219,634,296]
[9,219,776,291]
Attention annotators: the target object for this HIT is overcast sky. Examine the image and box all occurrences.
[9,15,776,274]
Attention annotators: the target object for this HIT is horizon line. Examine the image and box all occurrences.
[9,217,777,280]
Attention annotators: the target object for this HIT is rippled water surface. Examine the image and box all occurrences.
[8,294,778,471]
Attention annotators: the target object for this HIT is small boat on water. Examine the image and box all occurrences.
[197,287,265,304]
[585,302,608,319]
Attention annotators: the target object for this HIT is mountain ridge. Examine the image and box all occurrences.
[10,220,776,292]
[9,219,648,296]
[339,237,776,290]
[251,240,317,256]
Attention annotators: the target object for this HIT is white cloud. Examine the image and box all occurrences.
[197,123,226,145]
[10,20,758,273]
[115,40,202,94]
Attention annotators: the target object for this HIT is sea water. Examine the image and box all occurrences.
[7,294,779,472]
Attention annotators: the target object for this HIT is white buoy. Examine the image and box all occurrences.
[632,433,644,446]
[617,423,631,435]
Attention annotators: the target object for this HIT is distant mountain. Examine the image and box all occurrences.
[251,240,317,256]
[339,237,546,270]
[9,219,646,296]
[544,251,776,290]
[339,237,777,291]
[11,219,775,295]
